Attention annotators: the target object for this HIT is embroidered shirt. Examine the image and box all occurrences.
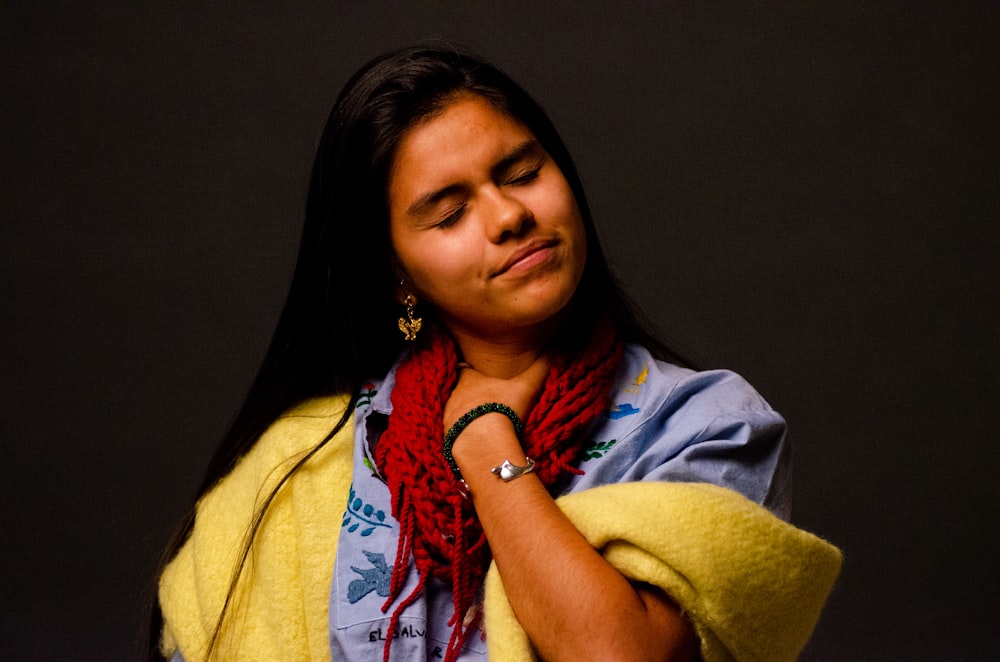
[330,343,790,660]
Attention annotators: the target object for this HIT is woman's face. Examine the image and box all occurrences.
[388,95,587,345]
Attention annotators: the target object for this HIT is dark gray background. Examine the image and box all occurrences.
[3,3,997,660]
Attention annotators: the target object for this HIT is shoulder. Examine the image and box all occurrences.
[574,345,790,515]
[174,392,355,547]
[284,393,354,417]
[201,393,355,519]
[612,344,780,434]
[201,394,352,471]
[159,394,356,659]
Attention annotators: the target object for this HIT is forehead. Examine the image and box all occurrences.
[389,96,535,199]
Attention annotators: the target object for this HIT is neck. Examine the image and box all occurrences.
[447,318,563,379]
[451,335,545,378]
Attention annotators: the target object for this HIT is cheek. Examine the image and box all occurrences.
[528,179,583,230]
[395,237,475,300]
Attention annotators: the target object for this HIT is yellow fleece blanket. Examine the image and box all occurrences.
[160,396,841,661]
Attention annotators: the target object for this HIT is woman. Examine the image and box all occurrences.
[153,45,840,661]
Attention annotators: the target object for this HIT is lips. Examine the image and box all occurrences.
[493,238,559,276]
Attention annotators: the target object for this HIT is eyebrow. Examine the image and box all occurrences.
[405,139,544,218]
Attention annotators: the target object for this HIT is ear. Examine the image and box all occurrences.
[394,281,411,305]
[390,253,422,305]
[393,272,417,306]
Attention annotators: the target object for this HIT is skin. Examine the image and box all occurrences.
[388,95,697,662]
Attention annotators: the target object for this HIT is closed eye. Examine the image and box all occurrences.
[505,165,541,186]
[435,203,466,229]
[507,167,541,186]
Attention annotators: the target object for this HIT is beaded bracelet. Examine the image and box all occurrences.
[443,402,524,479]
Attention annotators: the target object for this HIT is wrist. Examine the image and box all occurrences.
[443,403,524,478]
[450,414,522,468]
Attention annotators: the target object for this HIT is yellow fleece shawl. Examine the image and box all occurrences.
[159,395,841,661]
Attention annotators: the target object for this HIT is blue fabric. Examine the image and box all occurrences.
[330,343,790,660]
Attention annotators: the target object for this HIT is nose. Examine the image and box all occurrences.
[484,187,532,243]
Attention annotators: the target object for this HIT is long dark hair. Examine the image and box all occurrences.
[145,43,686,660]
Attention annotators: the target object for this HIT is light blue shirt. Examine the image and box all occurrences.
[329,343,790,660]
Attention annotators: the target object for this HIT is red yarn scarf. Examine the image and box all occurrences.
[373,319,623,662]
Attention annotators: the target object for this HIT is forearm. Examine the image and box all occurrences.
[453,416,696,662]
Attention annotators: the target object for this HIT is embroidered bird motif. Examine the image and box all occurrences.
[347,551,392,604]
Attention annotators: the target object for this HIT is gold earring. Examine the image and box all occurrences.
[398,293,422,341]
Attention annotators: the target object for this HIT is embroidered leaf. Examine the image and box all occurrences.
[356,388,378,409]
[343,484,392,536]
[582,438,618,461]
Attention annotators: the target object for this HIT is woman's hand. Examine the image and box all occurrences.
[443,352,549,492]
[443,354,550,433]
